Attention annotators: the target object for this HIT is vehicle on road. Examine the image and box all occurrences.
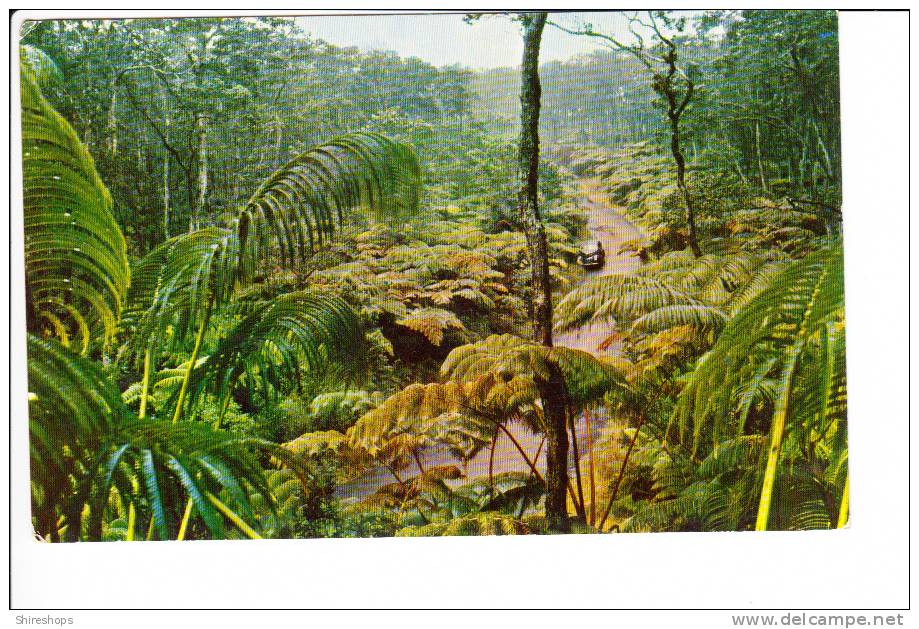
[577,241,605,270]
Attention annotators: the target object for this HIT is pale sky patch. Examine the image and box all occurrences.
[294,12,705,70]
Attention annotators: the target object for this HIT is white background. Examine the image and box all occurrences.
[3,2,913,624]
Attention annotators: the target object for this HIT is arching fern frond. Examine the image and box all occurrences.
[182,290,366,413]
[630,304,728,335]
[396,307,465,346]
[21,65,129,351]
[20,45,62,89]
[674,243,845,453]
[554,274,697,333]
[348,381,474,455]
[121,227,238,364]
[237,131,421,280]
[121,133,421,362]
[440,334,628,409]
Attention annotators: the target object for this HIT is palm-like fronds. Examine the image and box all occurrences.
[555,274,695,333]
[20,45,63,89]
[182,291,367,413]
[630,304,727,335]
[123,133,421,359]
[674,244,845,453]
[554,252,788,359]
[27,335,271,541]
[348,381,476,456]
[441,333,628,409]
[396,307,465,346]
[121,228,238,363]
[238,131,421,280]
[673,243,846,529]
[21,66,129,351]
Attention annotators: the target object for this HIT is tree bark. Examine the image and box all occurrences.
[518,13,553,347]
[162,88,170,239]
[659,46,702,258]
[670,115,702,258]
[754,120,770,194]
[191,112,208,232]
[538,365,570,532]
[517,12,570,532]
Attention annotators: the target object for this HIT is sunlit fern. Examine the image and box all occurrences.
[395,512,531,537]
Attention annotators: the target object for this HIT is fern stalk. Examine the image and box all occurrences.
[517,437,546,519]
[584,408,597,527]
[176,500,195,540]
[568,409,587,520]
[171,295,214,425]
[837,473,849,528]
[126,477,139,541]
[207,493,262,540]
[411,450,426,475]
[138,348,152,420]
[598,412,647,531]
[488,430,498,497]
[755,340,804,531]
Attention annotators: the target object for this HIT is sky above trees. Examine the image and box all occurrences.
[295,11,707,70]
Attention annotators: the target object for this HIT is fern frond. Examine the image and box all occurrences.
[675,243,845,454]
[397,307,465,346]
[555,274,697,332]
[630,304,727,335]
[238,132,421,279]
[395,512,530,537]
[183,290,366,411]
[21,66,129,349]
[28,335,270,541]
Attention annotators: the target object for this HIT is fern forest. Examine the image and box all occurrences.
[18,10,847,541]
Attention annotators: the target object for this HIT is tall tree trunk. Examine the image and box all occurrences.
[162,94,171,240]
[754,120,770,194]
[191,112,208,232]
[517,12,570,533]
[658,43,702,258]
[670,115,702,258]
[518,14,553,347]
[106,84,118,160]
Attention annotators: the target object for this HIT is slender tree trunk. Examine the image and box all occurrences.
[162,89,171,239]
[733,157,749,185]
[659,44,702,258]
[754,121,769,194]
[106,84,118,160]
[670,115,702,258]
[517,12,570,533]
[191,112,208,232]
[598,413,647,531]
[568,408,587,521]
[518,14,554,348]
[584,408,597,527]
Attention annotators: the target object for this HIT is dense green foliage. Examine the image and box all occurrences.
[21,10,845,540]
